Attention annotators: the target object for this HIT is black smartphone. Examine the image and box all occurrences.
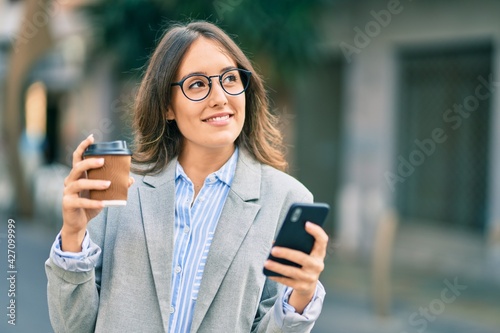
[263,202,330,277]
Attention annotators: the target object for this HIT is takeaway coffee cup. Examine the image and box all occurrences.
[83,140,132,206]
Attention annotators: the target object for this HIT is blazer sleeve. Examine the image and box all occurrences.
[251,188,324,333]
[251,278,283,333]
[252,279,326,333]
[45,209,107,333]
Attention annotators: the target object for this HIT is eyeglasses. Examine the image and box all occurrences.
[171,68,252,101]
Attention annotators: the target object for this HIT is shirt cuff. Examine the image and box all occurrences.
[281,286,312,315]
[274,281,326,329]
[50,230,101,272]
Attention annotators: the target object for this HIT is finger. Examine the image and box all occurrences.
[268,275,318,301]
[271,246,325,274]
[271,246,310,267]
[267,275,297,289]
[64,179,111,196]
[128,177,135,188]
[64,158,105,185]
[306,222,329,258]
[62,196,105,210]
[72,134,94,167]
[264,259,306,281]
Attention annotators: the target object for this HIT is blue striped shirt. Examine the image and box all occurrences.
[168,148,239,333]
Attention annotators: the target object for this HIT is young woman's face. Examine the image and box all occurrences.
[167,37,246,153]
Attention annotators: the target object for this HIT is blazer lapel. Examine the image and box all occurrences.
[190,149,262,332]
[138,159,177,332]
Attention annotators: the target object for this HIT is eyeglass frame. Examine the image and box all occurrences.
[170,68,252,102]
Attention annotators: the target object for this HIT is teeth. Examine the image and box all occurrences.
[206,115,230,122]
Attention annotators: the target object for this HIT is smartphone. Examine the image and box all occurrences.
[263,202,330,277]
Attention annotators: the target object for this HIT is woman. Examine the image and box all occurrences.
[46,21,328,333]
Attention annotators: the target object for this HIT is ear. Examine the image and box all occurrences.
[166,107,175,120]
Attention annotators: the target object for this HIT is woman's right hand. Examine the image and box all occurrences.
[60,134,107,252]
[60,134,134,252]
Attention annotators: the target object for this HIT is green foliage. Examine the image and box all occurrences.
[220,0,324,79]
[82,0,325,83]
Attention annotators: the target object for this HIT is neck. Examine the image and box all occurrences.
[178,144,235,182]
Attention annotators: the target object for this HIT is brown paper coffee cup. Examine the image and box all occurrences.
[83,141,132,207]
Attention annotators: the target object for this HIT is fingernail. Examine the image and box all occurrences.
[87,134,94,139]
[97,158,105,164]
[103,181,111,187]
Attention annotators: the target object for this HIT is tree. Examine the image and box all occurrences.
[81,0,325,87]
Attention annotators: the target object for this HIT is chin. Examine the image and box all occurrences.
[209,133,240,146]
[208,141,237,149]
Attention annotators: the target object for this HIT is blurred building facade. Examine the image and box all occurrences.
[0,0,123,224]
[297,0,500,280]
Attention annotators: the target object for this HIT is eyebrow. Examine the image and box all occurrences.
[178,66,238,82]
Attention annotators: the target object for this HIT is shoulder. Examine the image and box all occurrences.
[237,149,312,203]
[236,152,314,237]
[260,163,313,202]
[129,156,177,189]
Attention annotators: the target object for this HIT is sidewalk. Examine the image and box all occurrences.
[313,223,500,333]
[0,216,56,333]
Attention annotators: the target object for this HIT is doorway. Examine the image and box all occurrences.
[395,43,492,230]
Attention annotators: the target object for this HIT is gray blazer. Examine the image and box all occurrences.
[45,149,324,333]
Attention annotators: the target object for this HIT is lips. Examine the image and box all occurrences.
[202,113,233,122]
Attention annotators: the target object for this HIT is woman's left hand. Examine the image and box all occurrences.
[263,221,329,314]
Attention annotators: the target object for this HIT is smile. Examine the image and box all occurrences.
[203,114,233,122]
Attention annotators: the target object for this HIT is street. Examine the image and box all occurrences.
[1,216,499,333]
[0,218,54,333]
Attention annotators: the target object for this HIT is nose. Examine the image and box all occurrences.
[207,79,228,107]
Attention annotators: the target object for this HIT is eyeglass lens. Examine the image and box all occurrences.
[181,69,249,101]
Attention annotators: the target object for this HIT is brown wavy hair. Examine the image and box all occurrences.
[131,21,287,175]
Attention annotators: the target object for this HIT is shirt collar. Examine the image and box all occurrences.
[175,147,239,187]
